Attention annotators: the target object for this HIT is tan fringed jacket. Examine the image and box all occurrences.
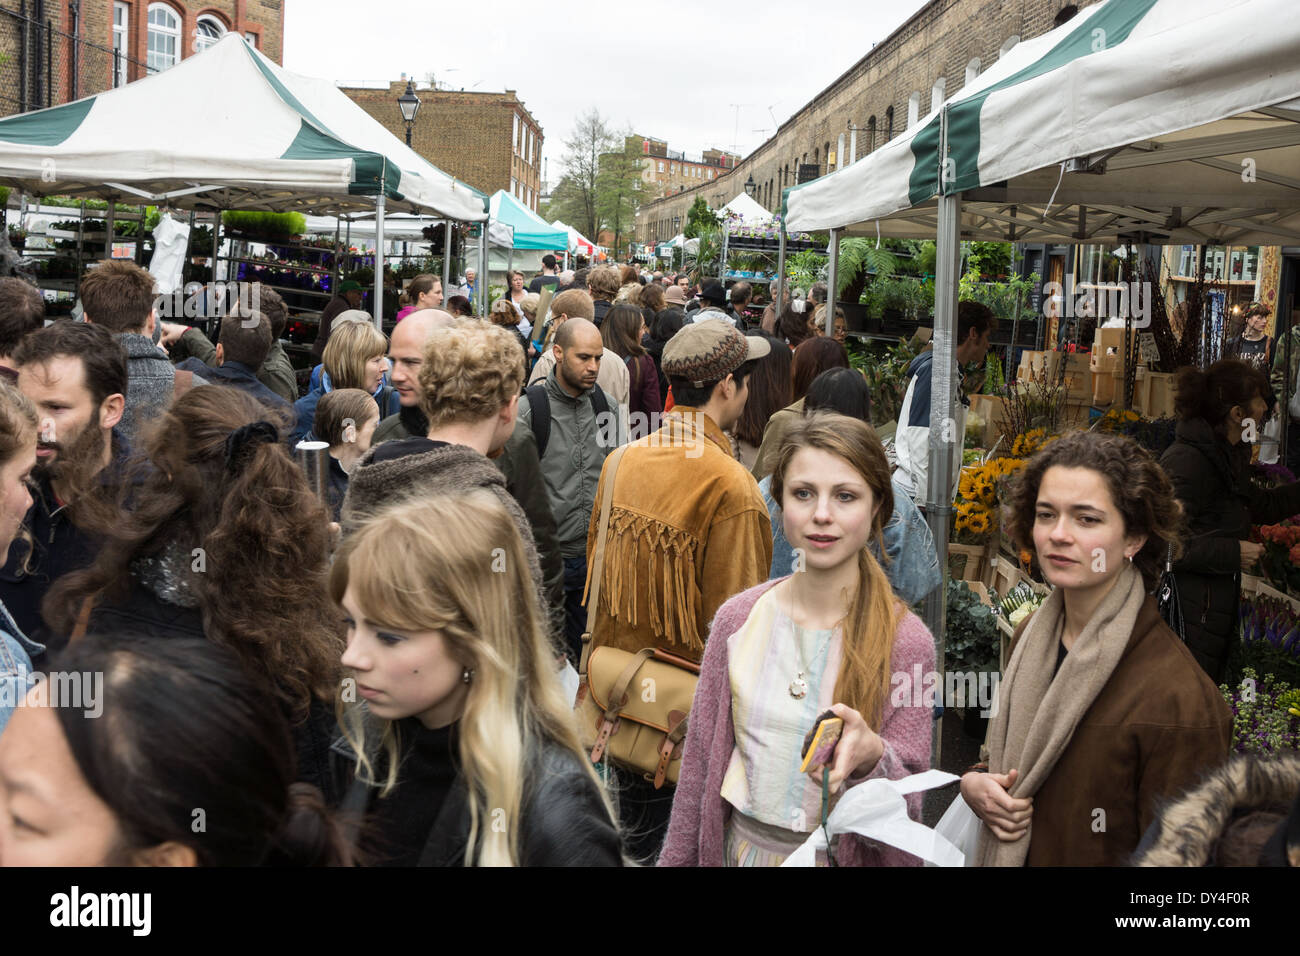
[583,406,773,663]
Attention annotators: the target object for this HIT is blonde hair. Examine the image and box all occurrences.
[330,490,616,866]
[770,412,901,726]
[520,293,541,321]
[417,321,524,428]
[813,304,846,331]
[322,320,388,391]
[587,265,620,300]
[614,283,642,306]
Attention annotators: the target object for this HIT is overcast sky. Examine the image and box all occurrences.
[283,0,930,186]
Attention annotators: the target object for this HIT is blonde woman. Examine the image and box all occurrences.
[659,412,935,866]
[332,490,624,867]
[293,319,397,443]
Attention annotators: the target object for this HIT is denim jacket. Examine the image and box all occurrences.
[759,475,941,606]
[0,598,43,734]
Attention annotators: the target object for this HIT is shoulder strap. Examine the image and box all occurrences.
[172,368,194,401]
[589,383,609,419]
[525,383,551,457]
[579,443,630,680]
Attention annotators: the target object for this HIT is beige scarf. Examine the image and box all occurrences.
[975,562,1145,867]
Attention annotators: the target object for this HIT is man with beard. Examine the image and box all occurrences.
[0,321,128,654]
[516,317,623,664]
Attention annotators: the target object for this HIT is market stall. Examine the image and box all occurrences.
[0,33,489,328]
[783,0,1300,753]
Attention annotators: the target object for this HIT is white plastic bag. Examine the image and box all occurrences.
[781,770,964,867]
[148,213,190,296]
[558,659,581,708]
[928,792,981,866]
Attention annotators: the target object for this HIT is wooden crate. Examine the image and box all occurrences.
[1133,370,1176,418]
[1017,350,1046,383]
[1092,369,1118,407]
[1093,326,1135,358]
[1090,351,1119,374]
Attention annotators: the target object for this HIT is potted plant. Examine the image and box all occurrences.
[7,224,26,251]
[944,580,1001,739]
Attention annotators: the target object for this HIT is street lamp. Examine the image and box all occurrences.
[672,215,680,235]
[744,174,756,197]
[397,79,421,147]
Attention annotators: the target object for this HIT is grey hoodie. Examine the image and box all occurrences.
[115,332,206,444]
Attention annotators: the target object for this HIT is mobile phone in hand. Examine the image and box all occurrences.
[799,709,844,774]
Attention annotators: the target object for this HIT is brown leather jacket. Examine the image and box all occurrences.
[584,406,772,664]
[1010,596,1231,866]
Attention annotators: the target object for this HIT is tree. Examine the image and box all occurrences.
[597,135,644,258]
[683,196,721,239]
[555,109,616,242]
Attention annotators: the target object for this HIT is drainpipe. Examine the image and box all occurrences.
[68,1,80,100]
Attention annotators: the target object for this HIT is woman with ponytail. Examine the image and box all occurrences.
[395,274,443,323]
[1160,358,1300,681]
[0,634,351,866]
[659,412,935,867]
[42,386,344,803]
[330,489,623,867]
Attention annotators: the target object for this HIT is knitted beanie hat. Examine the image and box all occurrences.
[662,319,771,388]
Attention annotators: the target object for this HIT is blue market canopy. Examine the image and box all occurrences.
[489,190,568,250]
[0,34,487,221]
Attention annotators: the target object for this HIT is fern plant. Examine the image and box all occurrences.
[837,237,897,301]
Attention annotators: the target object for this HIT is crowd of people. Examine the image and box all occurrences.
[0,255,1293,870]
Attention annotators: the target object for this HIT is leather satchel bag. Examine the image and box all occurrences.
[576,444,699,789]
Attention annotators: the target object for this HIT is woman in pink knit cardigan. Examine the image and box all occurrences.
[658,412,935,866]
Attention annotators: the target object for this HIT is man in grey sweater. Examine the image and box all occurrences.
[78,259,205,443]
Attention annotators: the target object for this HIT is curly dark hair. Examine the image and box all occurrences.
[43,386,342,719]
[1005,429,1183,588]
[1174,359,1269,435]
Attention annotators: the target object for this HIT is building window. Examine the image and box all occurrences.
[658,161,664,173]
[836,133,845,170]
[965,58,980,85]
[884,107,894,142]
[245,32,259,48]
[907,92,920,128]
[866,116,876,151]
[194,14,226,53]
[931,78,946,114]
[999,36,1021,59]
[513,114,519,154]
[1055,5,1079,26]
[707,169,713,180]
[146,3,180,73]
[112,3,129,87]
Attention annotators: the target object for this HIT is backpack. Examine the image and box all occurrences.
[525,382,610,458]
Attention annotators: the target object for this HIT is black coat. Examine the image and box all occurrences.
[333,726,624,866]
[1159,418,1300,680]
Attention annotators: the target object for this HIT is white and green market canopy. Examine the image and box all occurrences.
[785,0,1300,246]
[489,191,568,251]
[0,33,487,222]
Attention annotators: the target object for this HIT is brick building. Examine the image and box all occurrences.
[340,81,544,211]
[635,134,738,201]
[637,0,1093,243]
[0,0,284,117]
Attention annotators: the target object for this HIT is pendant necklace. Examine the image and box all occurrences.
[788,582,825,699]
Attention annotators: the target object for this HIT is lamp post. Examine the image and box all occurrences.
[397,79,421,147]
[744,174,756,197]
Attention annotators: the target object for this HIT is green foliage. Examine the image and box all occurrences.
[0,187,9,208]
[984,351,1006,394]
[836,237,897,302]
[596,135,643,257]
[687,226,722,283]
[1219,668,1300,755]
[863,275,933,320]
[945,580,1000,675]
[785,248,826,293]
[683,196,722,239]
[966,241,1012,278]
[847,335,922,427]
[221,210,306,240]
[959,268,1039,324]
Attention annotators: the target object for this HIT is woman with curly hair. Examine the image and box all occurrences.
[42,386,345,804]
[960,429,1230,866]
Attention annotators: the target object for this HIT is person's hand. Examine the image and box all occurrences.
[805,702,884,792]
[159,321,188,347]
[1240,540,1263,572]
[960,768,1032,842]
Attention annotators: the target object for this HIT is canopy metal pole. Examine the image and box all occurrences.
[924,108,960,770]
[212,208,221,279]
[441,219,452,295]
[479,222,489,318]
[775,220,787,319]
[330,219,341,299]
[825,228,840,325]
[373,192,386,331]
[104,200,115,259]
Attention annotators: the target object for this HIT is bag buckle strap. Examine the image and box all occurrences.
[590,648,656,765]
[590,716,617,764]
[652,710,689,790]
